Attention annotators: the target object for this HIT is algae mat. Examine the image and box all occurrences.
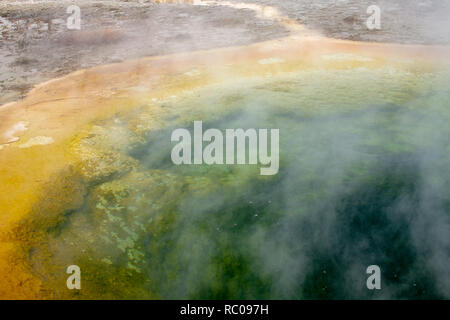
[1,35,450,298]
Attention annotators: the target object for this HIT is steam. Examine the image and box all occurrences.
[6,0,450,299]
[164,76,450,299]
[32,63,450,299]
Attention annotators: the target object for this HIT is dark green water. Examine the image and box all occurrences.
[30,68,450,299]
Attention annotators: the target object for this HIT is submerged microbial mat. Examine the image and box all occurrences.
[1,18,450,298]
[3,49,450,299]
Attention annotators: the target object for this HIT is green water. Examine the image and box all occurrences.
[29,66,450,299]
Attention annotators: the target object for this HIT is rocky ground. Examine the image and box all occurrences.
[231,0,450,45]
[0,0,288,105]
[1,0,449,105]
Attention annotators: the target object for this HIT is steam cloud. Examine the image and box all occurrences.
[12,0,450,299]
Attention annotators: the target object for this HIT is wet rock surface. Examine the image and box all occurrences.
[2,1,449,105]
[232,0,450,45]
[0,0,288,105]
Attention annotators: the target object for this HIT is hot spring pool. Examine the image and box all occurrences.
[20,64,450,299]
